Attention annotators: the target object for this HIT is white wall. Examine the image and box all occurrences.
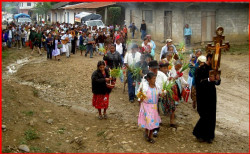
[19,2,38,9]
[124,3,249,43]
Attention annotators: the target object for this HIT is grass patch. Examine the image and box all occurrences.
[44,147,53,153]
[2,148,12,153]
[97,131,105,137]
[228,44,249,54]
[24,129,39,141]
[19,138,27,144]
[58,128,65,134]
[2,50,10,59]
[56,142,62,146]
[33,88,39,97]
[30,146,41,152]
[22,111,34,116]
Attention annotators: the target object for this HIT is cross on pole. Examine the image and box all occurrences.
[205,26,230,76]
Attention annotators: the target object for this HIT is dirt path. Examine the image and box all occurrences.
[2,44,249,153]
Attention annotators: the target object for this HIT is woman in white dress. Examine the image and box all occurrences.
[52,35,61,61]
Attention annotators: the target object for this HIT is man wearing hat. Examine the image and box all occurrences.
[124,44,142,103]
[138,60,169,137]
[160,39,178,60]
[193,55,221,143]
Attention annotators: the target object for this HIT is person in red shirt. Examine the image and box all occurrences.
[123,25,128,39]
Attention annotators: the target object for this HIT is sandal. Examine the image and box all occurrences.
[143,132,149,141]
[147,138,155,144]
[98,115,103,120]
[170,124,178,128]
[103,114,107,119]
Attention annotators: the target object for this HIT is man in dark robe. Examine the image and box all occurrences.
[193,55,221,143]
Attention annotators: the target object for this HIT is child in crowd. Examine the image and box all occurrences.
[158,59,177,127]
[188,54,196,88]
[138,72,161,144]
[79,32,86,56]
[52,35,61,61]
[170,60,188,106]
[134,54,153,96]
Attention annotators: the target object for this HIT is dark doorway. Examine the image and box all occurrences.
[164,11,172,39]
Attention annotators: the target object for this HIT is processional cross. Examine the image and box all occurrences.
[205,26,230,76]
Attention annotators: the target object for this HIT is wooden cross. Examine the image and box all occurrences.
[205,26,230,76]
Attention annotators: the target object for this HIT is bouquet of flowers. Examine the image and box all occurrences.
[176,63,189,77]
[99,47,106,54]
[168,60,173,70]
[79,45,86,51]
[110,67,122,78]
[57,43,62,49]
[162,81,176,98]
[180,63,189,73]
[137,86,147,102]
[106,68,121,89]
[128,65,142,80]
[178,41,185,52]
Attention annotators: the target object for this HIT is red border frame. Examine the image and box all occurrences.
[1,0,250,2]
[0,1,249,154]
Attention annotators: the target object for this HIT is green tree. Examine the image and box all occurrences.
[11,7,18,14]
[2,2,19,13]
[51,2,59,6]
[34,2,52,22]
[108,7,121,25]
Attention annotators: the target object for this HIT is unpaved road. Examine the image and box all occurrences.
[2,42,249,153]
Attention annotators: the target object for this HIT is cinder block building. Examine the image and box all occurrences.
[119,2,249,43]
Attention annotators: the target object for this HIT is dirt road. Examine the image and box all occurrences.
[2,42,249,153]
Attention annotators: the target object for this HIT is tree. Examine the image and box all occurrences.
[51,2,59,6]
[3,2,19,13]
[108,7,121,25]
[11,7,18,14]
[34,2,52,22]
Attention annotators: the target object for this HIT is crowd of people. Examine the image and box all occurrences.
[2,22,133,60]
[2,20,220,145]
[91,33,221,144]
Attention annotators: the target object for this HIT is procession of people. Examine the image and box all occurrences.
[2,20,221,145]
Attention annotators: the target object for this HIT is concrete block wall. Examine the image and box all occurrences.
[216,8,249,42]
[171,8,184,44]
[184,9,202,43]
[124,4,185,43]
[124,3,249,44]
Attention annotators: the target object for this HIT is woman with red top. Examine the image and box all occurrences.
[91,61,112,120]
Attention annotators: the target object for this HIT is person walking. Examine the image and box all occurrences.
[138,72,161,144]
[128,23,137,39]
[46,33,53,60]
[124,44,141,103]
[193,55,221,143]
[140,20,147,40]
[92,61,112,119]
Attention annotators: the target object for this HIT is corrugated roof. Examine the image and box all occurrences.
[62,2,116,10]
[52,2,69,9]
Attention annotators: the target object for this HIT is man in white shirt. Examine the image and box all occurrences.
[7,26,12,48]
[124,44,141,103]
[160,39,178,60]
[61,30,71,58]
[115,38,124,65]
